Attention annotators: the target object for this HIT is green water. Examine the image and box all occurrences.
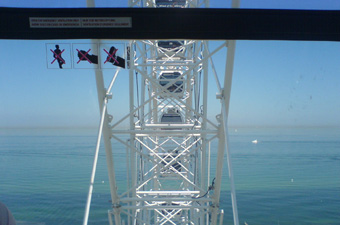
[0,127,339,224]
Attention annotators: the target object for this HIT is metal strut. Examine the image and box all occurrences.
[83,95,108,225]
[83,0,240,224]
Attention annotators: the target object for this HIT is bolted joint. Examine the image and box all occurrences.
[104,88,112,100]
[106,93,113,99]
[107,114,113,123]
[210,203,220,209]
[112,203,121,209]
[216,114,222,124]
[216,89,224,100]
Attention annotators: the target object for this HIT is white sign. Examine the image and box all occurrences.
[30,17,132,28]
[73,43,99,69]
[46,42,127,69]
[46,43,71,69]
[100,43,126,69]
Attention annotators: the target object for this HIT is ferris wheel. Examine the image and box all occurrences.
[83,0,240,224]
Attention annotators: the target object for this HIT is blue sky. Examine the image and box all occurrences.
[2,0,340,9]
[0,1,340,128]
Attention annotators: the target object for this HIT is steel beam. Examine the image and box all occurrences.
[1,7,340,41]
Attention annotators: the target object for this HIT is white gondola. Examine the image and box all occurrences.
[158,71,185,98]
[157,41,186,60]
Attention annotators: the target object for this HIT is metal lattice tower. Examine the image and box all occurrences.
[83,0,240,224]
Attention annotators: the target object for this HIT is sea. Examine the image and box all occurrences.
[0,127,339,225]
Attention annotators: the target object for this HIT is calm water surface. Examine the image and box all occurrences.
[0,127,339,224]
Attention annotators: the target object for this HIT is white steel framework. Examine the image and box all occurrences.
[83,0,240,224]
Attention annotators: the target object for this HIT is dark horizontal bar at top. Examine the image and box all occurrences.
[1,7,340,41]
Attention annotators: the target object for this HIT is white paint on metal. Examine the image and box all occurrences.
[82,0,241,224]
[82,97,107,225]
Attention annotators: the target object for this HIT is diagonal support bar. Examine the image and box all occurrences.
[221,39,239,225]
[95,70,122,225]
[83,96,108,225]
